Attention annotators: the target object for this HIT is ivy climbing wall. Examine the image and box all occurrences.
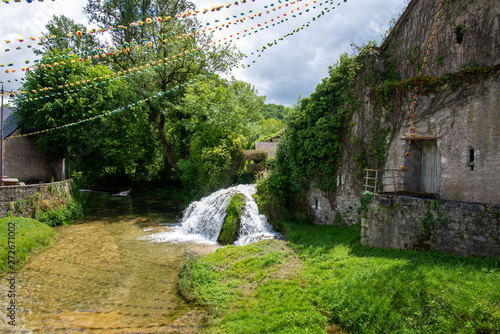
[306,0,500,226]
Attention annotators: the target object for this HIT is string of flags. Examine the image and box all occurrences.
[1,0,343,92]
[1,34,198,73]
[7,74,211,140]
[208,0,336,45]
[401,0,444,171]
[2,0,351,139]
[0,89,17,97]
[240,0,346,67]
[14,48,207,101]
[2,0,55,3]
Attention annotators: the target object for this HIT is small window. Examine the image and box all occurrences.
[455,25,465,44]
[315,199,319,210]
[468,148,475,171]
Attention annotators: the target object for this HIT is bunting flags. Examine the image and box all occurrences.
[14,48,204,101]
[240,0,347,68]
[3,0,56,3]
[7,74,212,140]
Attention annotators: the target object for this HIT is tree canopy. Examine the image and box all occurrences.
[14,1,288,194]
[83,0,242,177]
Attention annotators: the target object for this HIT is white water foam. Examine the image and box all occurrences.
[145,184,279,246]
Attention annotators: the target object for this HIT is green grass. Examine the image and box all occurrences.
[179,223,500,333]
[218,193,246,245]
[0,217,58,273]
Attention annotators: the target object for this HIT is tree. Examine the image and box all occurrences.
[83,0,242,178]
[15,49,160,185]
[260,103,288,120]
[35,15,100,56]
[177,75,264,192]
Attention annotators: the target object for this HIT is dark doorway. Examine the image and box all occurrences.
[403,140,440,193]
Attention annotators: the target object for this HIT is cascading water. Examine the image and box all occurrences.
[146,184,279,246]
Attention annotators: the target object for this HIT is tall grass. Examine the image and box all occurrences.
[180,223,500,333]
[285,223,500,333]
[0,217,57,273]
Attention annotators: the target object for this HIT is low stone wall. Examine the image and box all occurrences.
[306,186,362,227]
[362,194,500,257]
[0,180,72,217]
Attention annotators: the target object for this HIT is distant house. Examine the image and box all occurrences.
[254,132,283,159]
[2,107,64,184]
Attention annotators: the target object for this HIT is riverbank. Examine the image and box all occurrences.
[0,217,58,273]
[0,192,210,332]
[179,223,500,333]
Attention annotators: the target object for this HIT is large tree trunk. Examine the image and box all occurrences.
[153,112,182,178]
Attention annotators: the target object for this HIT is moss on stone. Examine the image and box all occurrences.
[218,193,246,245]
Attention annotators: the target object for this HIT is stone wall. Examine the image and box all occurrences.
[383,73,500,204]
[381,0,499,80]
[3,129,64,183]
[0,180,72,217]
[255,142,278,159]
[362,194,500,257]
[307,0,499,228]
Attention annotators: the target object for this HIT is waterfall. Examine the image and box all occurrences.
[145,184,279,246]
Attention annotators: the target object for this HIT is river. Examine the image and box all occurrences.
[0,192,216,333]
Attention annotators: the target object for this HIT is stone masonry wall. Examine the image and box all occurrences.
[383,71,500,204]
[0,180,72,217]
[3,129,64,183]
[381,0,499,80]
[362,194,500,257]
[307,0,499,227]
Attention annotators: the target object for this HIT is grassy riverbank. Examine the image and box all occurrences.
[179,223,500,333]
[0,217,58,273]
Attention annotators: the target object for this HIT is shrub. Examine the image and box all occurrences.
[244,150,268,162]
[218,193,246,245]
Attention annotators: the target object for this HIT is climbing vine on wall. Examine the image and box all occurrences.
[274,52,364,194]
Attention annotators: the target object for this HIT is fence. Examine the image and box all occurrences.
[363,169,404,193]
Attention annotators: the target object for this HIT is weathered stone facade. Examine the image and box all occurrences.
[362,194,500,257]
[0,180,72,217]
[3,128,64,183]
[381,0,499,80]
[305,0,499,256]
[383,74,500,204]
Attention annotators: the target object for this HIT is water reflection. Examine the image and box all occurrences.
[0,191,209,333]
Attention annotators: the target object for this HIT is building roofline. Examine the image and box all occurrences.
[380,0,420,52]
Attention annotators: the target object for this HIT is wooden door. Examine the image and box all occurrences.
[421,141,439,193]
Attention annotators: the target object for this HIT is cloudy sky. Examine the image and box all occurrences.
[0,0,408,106]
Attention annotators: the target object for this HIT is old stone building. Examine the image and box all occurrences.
[2,107,64,184]
[305,0,499,256]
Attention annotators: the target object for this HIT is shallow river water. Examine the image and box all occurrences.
[0,192,216,333]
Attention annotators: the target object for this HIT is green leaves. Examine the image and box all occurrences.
[15,49,160,185]
[273,53,361,194]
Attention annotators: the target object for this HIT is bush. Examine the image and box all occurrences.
[246,163,265,172]
[255,171,292,227]
[11,182,83,226]
[244,150,268,162]
[218,193,246,245]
